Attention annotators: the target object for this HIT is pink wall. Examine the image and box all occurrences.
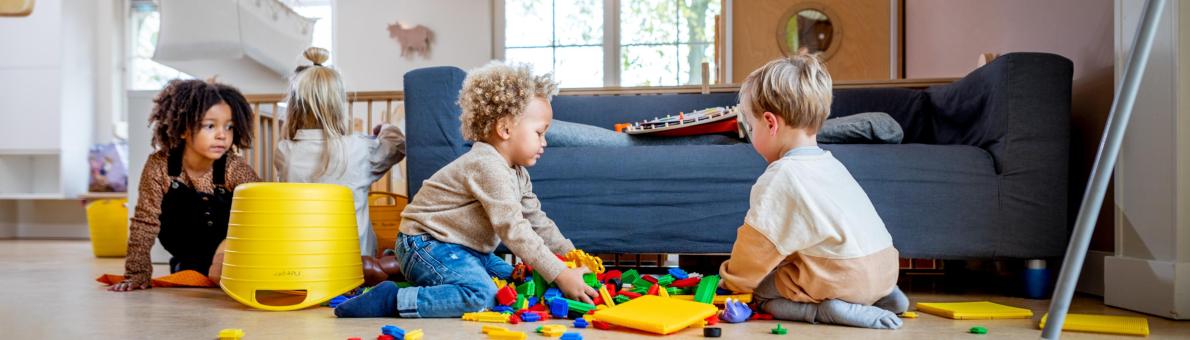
[907,0,1116,251]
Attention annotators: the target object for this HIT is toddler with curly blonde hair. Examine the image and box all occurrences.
[334,61,596,318]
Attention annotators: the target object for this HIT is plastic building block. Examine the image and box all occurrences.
[703,327,721,337]
[543,288,562,302]
[377,335,395,340]
[527,296,539,308]
[558,297,597,314]
[592,320,613,330]
[613,295,631,304]
[1038,313,1150,336]
[618,290,642,299]
[771,324,788,335]
[496,285,518,306]
[583,273,601,289]
[900,311,918,319]
[217,328,244,340]
[492,305,515,314]
[716,288,732,295]
[694,275,720,304]
[509,313,520,324]
[404,329,424,340]
[657,284,670,297]
[537,324,567,337]
[669,277,700,288]
[511,263,531,282]
[916,301,1033,320]
[647,284,660,296]
[668,268,689,280]
[704,314,719,326]
[514,295,527,310]
[598,285,616,307]
[721,298,752,323]
[519,311,541,322]
[621,270,640,287]
[486,329,527,340]
[564,249,605,274]
[516,279,537,297]
[328,295,350,308]
[549,297,570,318]
[574,317,589,328]
[381,325,404,337]
[592,295,719,335]
[969,326,987,334]
[673,293,752,305]
[493,277,507,289]
[533,272,548,298]
[482,325,510,334]
[656,275,675,287]
[643,275,659,284]
[463,311,512,323]
[559,332,582,340]
[349,338,362,340]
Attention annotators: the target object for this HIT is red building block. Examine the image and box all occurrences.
[496,285,518,306]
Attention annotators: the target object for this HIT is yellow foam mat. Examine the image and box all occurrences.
[1039,313,1150,336]
[915,301,1034,320]
[593,295,718,335]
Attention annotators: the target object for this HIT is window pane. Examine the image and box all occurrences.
[678,0,719,44]
[505,47,555,78]
[621,45,678,86]
[129,5,191,90]
[506,0,553,47]
[554,47,603,87]
[293,5,333,54]
[621,0,677,45]
[679,43,715,85]
[555,0,602,46]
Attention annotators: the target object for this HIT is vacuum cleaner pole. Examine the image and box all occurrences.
[1041,0,1165,338]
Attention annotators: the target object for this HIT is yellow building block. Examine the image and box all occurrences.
[916,301,1033,320]
[486,329,527,340]
[1039,313,1150,336]
[482,325,509,334]
[671,293,752,304]
[593,295,718,335]
[900,311,918,319]
[463,311,512,323]
[598,285,616,308]
[217,328,244,340]
[538,324,567,337]
[404,329,424,340]
[564,249,605,274]
[492,277,507,289]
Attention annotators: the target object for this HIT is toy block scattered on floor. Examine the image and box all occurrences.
[693,275,720,304]
[1039,313,1150,336]
[915,301,1033,320]
[404,329,424,340]
[672,293,752,305]
[559,332,582,340]
[592,295,719,335]
[217,328,244,340]
[900,311,918,319]
[771,324,788,335]
[537,324,567,337]
[463,311,512,323]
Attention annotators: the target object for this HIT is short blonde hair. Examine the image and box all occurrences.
[458,61,559,141]
[739,55,833,132]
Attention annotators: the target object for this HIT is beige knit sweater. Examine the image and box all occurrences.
[399,142,575,281]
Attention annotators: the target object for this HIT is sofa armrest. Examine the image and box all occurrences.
[926,52,1072,246]
[404,66,469,198]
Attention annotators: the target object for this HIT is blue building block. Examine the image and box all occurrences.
[527,296,539,307]
[573,317,589,329]
[667,268,689,280]
[560,332,583,340]
[543,288,562,302]
[716,287,733,295]
[519,311,541,322]
[549,297,569,319]
[381,325,404,338]
[491,305,514,314]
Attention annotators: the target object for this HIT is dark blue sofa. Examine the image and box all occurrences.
[404,52,1072,259]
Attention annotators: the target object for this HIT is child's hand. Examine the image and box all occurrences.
[109,276,150,292]
[373,124,386,136]
[553,267,598,304]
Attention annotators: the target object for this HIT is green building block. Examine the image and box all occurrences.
[771,324,788,335]
[621,269,640,287]
[583,273,602,289]
[517,279,537,297]
[665,287,682,296]
[656,274,675,287]
[632,276,653,290]
[613,295,631,304]
[514,294,527,310]
[969,326,987,334]
[694,275,720,304]
[532,271,547,298]
[555,297,597,314]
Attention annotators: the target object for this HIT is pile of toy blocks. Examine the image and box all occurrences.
[464,249,764,331]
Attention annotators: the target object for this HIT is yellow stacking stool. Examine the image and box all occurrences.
[85,198,129,257]
[220,183,363,311]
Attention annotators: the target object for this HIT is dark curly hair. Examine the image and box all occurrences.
[149,79,255,152]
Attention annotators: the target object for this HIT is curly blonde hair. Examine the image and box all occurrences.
[458,61,559,141]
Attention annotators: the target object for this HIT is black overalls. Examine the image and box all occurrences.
[157,149,233,276]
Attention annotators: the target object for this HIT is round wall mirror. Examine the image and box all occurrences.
[777,6,839,60]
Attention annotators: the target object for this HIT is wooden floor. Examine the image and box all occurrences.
[2,240,1187,339]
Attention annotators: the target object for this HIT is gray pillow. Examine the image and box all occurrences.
[818,112,903,144]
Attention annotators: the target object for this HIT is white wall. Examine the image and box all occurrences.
[333,0,494,91]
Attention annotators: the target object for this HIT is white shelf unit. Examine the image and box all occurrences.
[0,0,96,200]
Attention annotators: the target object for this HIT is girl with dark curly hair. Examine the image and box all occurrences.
[111,79,260,291]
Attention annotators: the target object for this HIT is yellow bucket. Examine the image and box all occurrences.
[85,198,128,257]
[220,183,363,311]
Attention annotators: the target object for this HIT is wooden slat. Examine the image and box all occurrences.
[366,100,373,133]
[271,103,279,181]
[252,103,262,178]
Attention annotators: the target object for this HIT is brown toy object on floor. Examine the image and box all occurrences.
[361,255,403,286]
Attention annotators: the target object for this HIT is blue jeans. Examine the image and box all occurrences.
[393,233,514,318]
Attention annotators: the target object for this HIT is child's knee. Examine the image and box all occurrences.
[459,281,498,311]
